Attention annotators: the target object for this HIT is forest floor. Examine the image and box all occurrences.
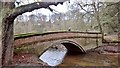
[13,53,49,66]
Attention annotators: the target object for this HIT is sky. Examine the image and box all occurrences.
[14,0,116,22]
[15,0,76,22]
[14,0,96,22]
[14,0,98,16]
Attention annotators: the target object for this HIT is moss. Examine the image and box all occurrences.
[14,32,41,38]
[14,42,36,53]
[14,41,51,56]
[14,45,30,53]
[14,46,38,54]
[14,45,50,56]
[35,45,50,56]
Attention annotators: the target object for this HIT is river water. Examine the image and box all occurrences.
[39,45,119,66]
[59,52,119,66]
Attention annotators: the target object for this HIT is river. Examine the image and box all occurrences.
[59,52,119,66]
[39,45,119,66]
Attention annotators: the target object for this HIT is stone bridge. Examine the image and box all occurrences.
[14,31,102,55]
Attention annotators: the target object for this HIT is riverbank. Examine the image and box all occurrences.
[13,53,49,66]
[88,45,120,54]
[13,45,120,66]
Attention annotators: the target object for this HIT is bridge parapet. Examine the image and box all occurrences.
[14,31,102,48]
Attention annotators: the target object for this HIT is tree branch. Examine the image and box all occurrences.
[7,2,64,21]
[78,3,94,16]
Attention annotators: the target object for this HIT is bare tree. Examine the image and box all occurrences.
[92,1,104,40]
[77,1,104,40]
[1,1,64,66]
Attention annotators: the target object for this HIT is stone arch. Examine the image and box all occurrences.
[51,40,86,54]
[61,40,86,53]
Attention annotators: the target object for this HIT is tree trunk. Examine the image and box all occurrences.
[2,16,14,66]
[1,2,15,66]
[0,2,2,67]
[118,2,120,43]
[93,2,104,42]
[117,2,120,65]
[96,11,104,42]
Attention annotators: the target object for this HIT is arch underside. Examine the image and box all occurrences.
[53,40,86,54]
[61,43,85,54]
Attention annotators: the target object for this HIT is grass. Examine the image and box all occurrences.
[14,42,50,56]
[14,32,41,39]
[14,31,102,40]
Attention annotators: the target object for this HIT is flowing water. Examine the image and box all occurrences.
[59,52,119,66]
[39,45,119,66]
